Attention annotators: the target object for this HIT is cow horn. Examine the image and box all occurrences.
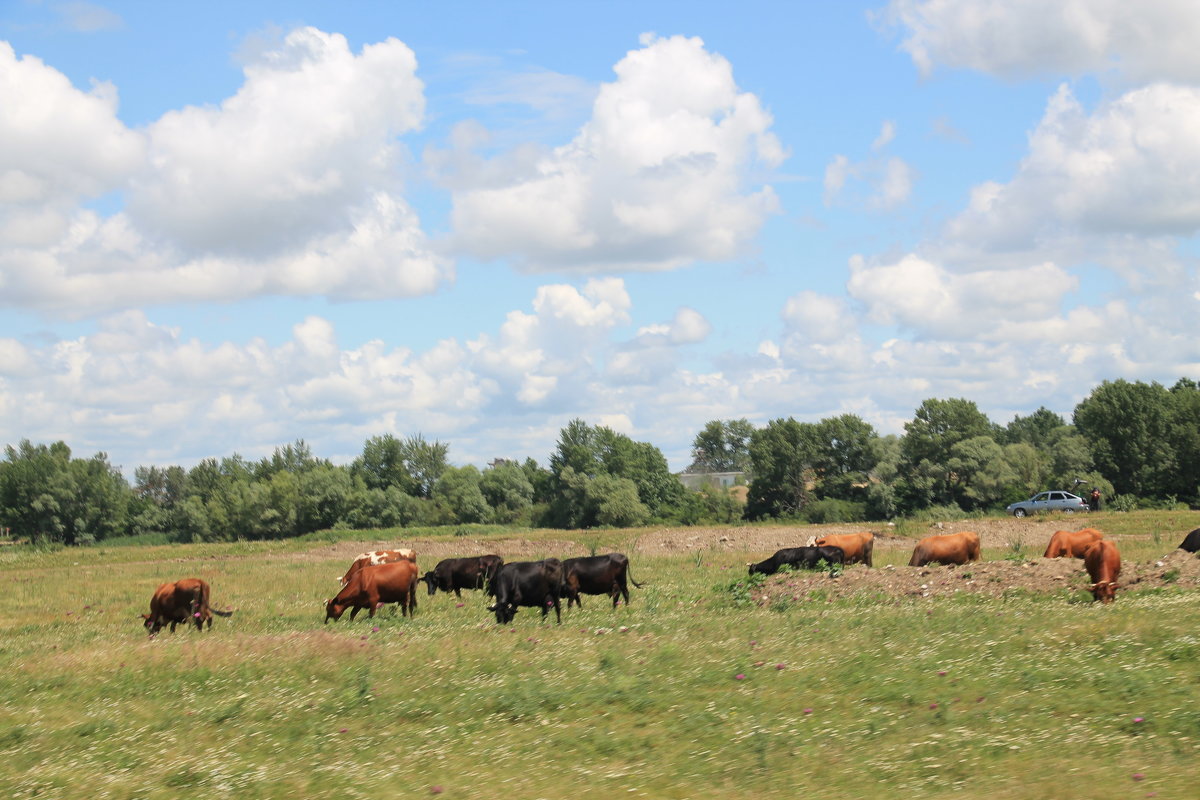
[745,562,752,567]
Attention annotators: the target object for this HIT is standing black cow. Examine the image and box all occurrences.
[487,559,563,624]
[748,545,845,576]
[422,555,504,598]
[561,553,642,609]
[1178,528,1200,553]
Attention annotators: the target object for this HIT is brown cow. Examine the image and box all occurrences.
[1043,528,1103,559]
[814,532,874,567]
[326,560,419,622]
[908,531,981,567]
[1084,539,1121,603]
[141,578,233,635]
[338,548,417,586]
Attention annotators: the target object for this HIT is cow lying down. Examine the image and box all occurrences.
[748,546,845,576]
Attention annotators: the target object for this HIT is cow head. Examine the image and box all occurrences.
[1089,580,1118,604]
[421,571,439,596]
[324,598,347,623]
[141,614,162,635]
[488,601,516,624]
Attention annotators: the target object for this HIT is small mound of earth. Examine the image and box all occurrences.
[753,548,1200,604]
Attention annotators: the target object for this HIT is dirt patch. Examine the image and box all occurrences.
[633,517,1091,556]
[749,548,1200,604]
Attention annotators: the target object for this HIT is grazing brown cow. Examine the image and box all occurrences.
[141,578,233,635]
[908,531,981,567]
[338,548,417,587]
[1043,528,1104,559]
[814,532,875,567]
[1084,539,1121,604]
[326,560,419,622]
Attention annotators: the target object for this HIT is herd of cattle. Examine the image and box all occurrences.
[141,525,1200,633]
[140,549,642,634]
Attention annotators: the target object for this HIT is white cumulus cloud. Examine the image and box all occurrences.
[450,33,784,272]
[0,28,450,317]
[884,0,1200,83]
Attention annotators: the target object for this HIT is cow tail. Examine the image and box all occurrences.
[627,564,645,588]
[211,605,234,618]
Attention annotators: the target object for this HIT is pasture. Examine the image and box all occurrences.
[1,511,1199,799]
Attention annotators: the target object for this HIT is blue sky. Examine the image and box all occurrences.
[1,0,1198,474]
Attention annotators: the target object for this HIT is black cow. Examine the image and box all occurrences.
[561,553,642,609]
[422,555,504,598]
[1178,528,1200,553]
[748,546,845,576]
[487,559,563,624]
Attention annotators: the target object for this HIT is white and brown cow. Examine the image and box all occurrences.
[338,549,416,587]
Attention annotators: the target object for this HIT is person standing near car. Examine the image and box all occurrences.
[1090,487,1102,511]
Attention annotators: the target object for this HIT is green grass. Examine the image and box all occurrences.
[1,518,1198,798]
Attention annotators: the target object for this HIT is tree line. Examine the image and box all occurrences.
[1,378,1196,545]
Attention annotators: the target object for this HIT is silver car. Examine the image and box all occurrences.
[1006,491,1090,517]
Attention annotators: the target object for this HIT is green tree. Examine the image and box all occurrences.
[813,414,878,500]
[352,434,414,493]
[1001,407,1067,446]
[745,418,819,520]
[480,462,534,523]
[899,398,996,509]
[588,473,649,528]
[946,435,1012,509]
[545,420,680,528]
[0,441,129,544]
[433,465,491,524]
[1167,379,1200,503]
[1074,379,1175,497]
[687,419,754,474]
[403,434,449,498]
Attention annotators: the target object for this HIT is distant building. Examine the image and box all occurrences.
[487,458,515,469]
[677,471,746,491]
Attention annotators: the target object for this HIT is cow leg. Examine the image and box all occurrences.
[619,577,630,606]
[350,605,362,621]
[551,594,561,624]
[454,588,462,599]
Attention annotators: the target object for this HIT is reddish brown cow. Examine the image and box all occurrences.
[338,548,417,587]
[1084,539,1121,604]
[908,531,981,567]
[141,578,233,635]
[814,532,875,567]
[326,560,419,622]
[1043,528,1104,559]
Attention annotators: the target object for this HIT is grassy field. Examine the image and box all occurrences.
[1,513,1198,799]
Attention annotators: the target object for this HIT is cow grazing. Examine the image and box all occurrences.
[338,548,417,587]
[141,578,233,635]
[325,560,419,622]
[1043,528,1104,559]
[1177,528,1200,553]
[814,532,875,567]
[561,553,643,609]
[1084,539,1121,604]
[487,559,564,624]
[748,546,845,576]
[422,555,504,598]
[908,531,982,567]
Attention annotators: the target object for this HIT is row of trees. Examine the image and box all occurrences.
[1,378,1196,545]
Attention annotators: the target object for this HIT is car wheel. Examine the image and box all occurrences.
[1013,508,1027,518]
[1064,508,1074,514]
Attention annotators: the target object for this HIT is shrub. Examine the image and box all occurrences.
[717,571,766,608]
